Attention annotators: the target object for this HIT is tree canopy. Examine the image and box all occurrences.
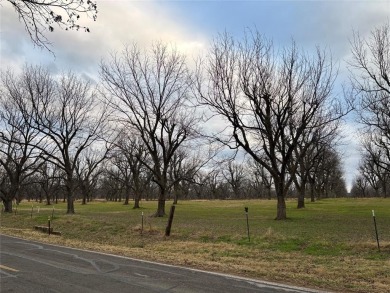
[5,0,97,51]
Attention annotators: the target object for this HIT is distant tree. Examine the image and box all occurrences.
[110,131,152,208]
[4,0,97,51]
[354,176,369,197]
[35,162,62,204]
[75,147,108,205]
[358,141,390,198]
[222,160,246,199]
[196,31,348,219]
[247,157,274,199]
[359,152,381,197]
[292,123,340,208]
[100,43,200,216]
[312,147,346,199]
[99,167,122,202]
[168,146,215,203]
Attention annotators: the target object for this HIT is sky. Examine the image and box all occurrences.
[1,0,390,190]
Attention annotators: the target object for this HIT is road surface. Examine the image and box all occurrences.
[0,234,328,293]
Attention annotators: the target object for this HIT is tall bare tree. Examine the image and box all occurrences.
[196,31,347,219]
[350,23,390,175]
[0,84,45,212]
[3,65,107,213]
[100,43,200,216]
[4,0,97,51]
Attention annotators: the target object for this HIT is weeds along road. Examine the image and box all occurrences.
[0,234,327,293]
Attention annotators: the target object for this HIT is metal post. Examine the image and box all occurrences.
[48,217,51,235]
[245,207,250,242]
[141,212,144,235]
[372,210,380,252]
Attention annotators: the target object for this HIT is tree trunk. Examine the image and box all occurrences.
[276,195,287,220]
[155,197,166,216]
[66,177,75,214]
[267,187,272,200]
[82,195,87,205]
[2,199,13,213]
[310,182,315,202]
[274,178,287,220]
[173,182,180,205]
[382,182,388,198]
[46,192,51,205]
[297,184,305,209]
[154,187,166,217]
[297,190,305,209]
[67,195,75,214]
[123,190,130,205]
[133,193,140,209]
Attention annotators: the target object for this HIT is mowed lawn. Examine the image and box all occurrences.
[1,198,389,293]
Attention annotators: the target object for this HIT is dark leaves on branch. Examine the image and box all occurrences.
[54,15,62,22]
[7,0,99,52]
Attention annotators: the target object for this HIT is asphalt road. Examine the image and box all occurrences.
[0,234,327,293]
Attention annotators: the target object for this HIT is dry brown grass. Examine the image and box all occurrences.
[1,198,389,293]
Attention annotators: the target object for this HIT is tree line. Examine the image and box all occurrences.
[2,24,390,219]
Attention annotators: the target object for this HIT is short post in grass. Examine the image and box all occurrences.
[165,205,176,237]
[141,212,144,235]
[372,210,380,252]
[245,207,250,242]
[31,205,34,219]
[48,216,51,236]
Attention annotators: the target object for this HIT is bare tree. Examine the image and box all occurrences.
[0,81,46,212]
[292,121,341,208]
[222,160,246,199]
[4,0,97,51]
[196,31,347,219]
[75,147,108,205]
[247,157,274,199]
[35,161,62,204]
[310,147,346,199]
[168,148,206,204]
[354,175,369,197]
[100,43,200,216]
[358,139,390,198]
[111,131,152,208]
[350,23,390,174]
[3,65,108,214]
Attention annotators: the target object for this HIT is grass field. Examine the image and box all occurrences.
[1,198,389,293]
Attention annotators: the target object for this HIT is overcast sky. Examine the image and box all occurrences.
[1,0,390,190]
